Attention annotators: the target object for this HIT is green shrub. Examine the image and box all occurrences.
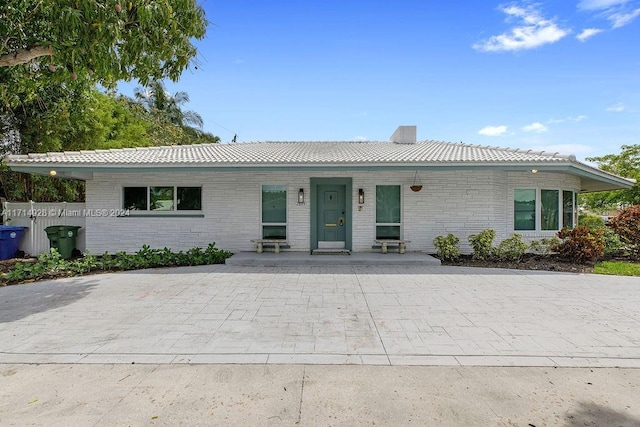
[69,253,98,275]
[175,250,191,266]
[608,205,640,259]
[468,229,496,261]
[4,249,70,282]
[578,214,606,230]
[528,237,562,255]
[433,233,460,261]
[38,248,68,272]
[113,251,138,270]
[204,243,230,264]
[494,234,527,262]
[1,243,233,285]
[4,262,31,283]
[183,247,204,265]
[555,226,605,264]
[603,228,627,256]
[96,252,118,270]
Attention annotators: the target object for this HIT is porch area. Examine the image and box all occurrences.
[225,251,441,267]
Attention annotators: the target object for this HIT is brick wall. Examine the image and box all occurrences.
[85,170,580,254]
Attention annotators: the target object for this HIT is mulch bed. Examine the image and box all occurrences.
[437,253,595,274]
[0,258,71,285]
[0,257,36,274]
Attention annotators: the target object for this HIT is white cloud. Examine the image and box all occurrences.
[578,0,640,28]
[548,115,588,123]
[354,136,368,141]
[607,102,625,112]
[576,28,604,41]
[608,7,640,27]
[578,0,630,11]
[478,125,508,136]
[522,122,549,133]
[473,4,570,52]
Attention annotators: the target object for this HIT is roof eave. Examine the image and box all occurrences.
[5,160,634,191]
[566,163,635,192]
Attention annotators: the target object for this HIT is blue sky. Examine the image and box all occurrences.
[120,0,639,160]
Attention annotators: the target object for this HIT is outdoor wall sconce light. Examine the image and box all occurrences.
[298,188,305,204]
[49,170,57,176]
[358,188,365,204]
[531,169,538,174]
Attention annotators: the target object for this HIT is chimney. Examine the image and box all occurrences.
[390,126,417,144]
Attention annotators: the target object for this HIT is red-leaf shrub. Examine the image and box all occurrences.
[608,205,640,258]
[554,226,605,264]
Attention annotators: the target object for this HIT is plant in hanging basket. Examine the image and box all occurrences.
[410,171,423,192]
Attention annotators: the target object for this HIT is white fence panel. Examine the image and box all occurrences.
[2,202,86,256]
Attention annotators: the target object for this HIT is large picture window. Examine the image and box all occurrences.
[123,186,202,212]
[514,188,575,231]
[514,189,536,231]
[376,185,401,239]
[262,185,287,239]
[541,189,559,230]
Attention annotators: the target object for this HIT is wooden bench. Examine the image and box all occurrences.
[374,239,410,254]
[251,239,287,254]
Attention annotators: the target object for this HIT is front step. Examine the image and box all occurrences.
[317,241,346,250]
[311,249,351,255]
[226,251,442,266]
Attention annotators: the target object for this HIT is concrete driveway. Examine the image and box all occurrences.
[1,264,639,367]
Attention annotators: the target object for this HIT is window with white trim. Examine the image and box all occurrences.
[376,185,401,239]
[261,185,287,239]
[514,188,575,231]
[514,189,536,231]
[123,186,202,211]
[541,189,559,230]
[562,190,576,228]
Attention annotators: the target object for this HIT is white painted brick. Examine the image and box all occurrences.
[84,170,580,254]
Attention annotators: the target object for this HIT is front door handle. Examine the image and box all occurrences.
[338,217,344,226]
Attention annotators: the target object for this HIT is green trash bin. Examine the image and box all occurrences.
[44,225,81,259]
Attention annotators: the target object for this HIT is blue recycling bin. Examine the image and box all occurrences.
[0,225,27,260]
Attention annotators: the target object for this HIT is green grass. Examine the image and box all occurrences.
[594,260,640,276]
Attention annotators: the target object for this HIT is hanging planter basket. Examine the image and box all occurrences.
[410,171,423,192]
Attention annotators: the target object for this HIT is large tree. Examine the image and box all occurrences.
[581,145,640,211]
[1,81,219,201]
[0,1,212,202]
[1,0,207,107]
[133,80,219,144]
[135,81,203,128]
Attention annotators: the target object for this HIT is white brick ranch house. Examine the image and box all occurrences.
[5,126,633,254]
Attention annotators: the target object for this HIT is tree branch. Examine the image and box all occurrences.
[0,45,53,67]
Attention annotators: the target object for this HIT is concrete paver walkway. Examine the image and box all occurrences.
[1,264,639,367]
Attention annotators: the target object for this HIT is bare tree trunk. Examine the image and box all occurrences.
[0,45,53,67]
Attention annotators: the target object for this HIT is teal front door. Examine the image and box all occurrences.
[317,185,346,248]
